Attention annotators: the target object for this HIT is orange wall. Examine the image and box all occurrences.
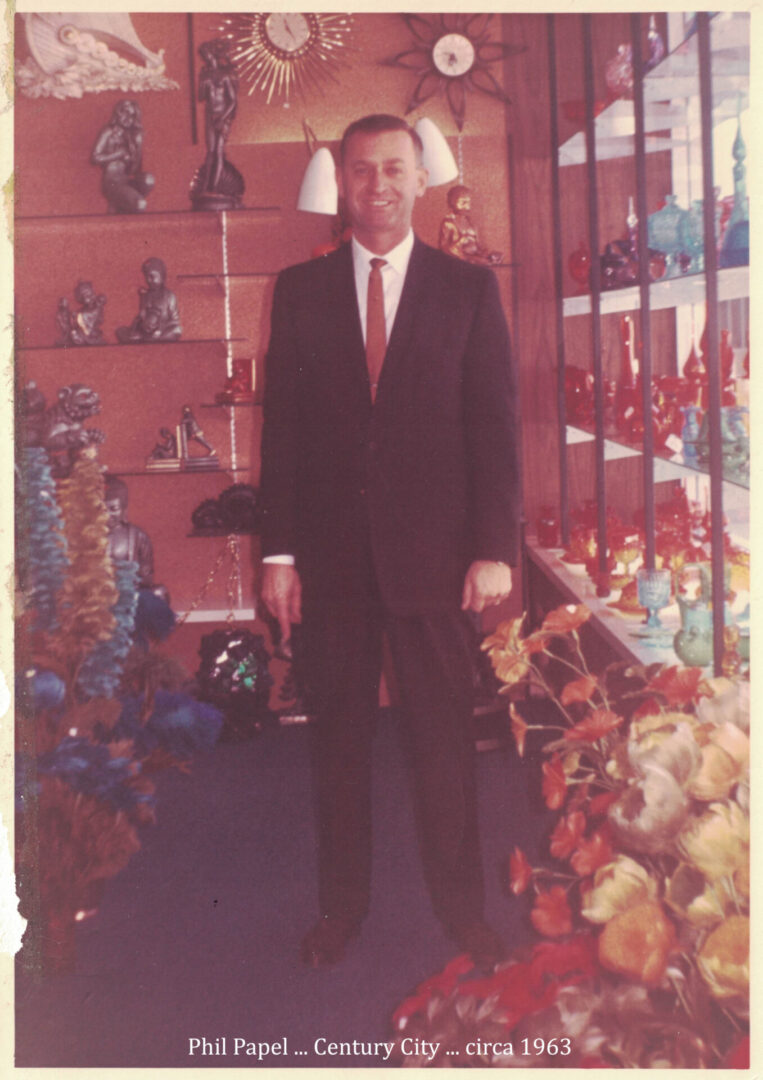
[15,12,520,693]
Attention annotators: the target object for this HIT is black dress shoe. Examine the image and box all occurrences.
[450,919,506,970]
[300,915,361,968]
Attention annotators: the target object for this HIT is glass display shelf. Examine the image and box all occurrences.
[16,337,247,353]
[178,271,278,282]
[175,607,256,623]
[558,12,749,167]
[112,465,252,478]
[200,401,263,408]
[562,264,748,317]
[566,424,749,491]
[15,206,282,225]
[526,536,694,670]
[188,529,259,538]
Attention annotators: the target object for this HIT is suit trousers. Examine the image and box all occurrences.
[300,570,485,932]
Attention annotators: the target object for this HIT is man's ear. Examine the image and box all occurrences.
[416,165,429,198]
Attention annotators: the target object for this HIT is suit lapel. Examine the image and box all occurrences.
[326,242,370,396]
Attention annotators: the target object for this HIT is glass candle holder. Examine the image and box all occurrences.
[636,567,672,628]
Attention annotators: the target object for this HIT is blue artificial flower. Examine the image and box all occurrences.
[35,736,154,814]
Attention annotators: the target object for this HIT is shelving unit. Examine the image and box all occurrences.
[530,11,750,673]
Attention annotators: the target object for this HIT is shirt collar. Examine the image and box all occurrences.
[351,229,415,276]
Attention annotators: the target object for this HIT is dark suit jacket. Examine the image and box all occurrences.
[259,236,520,616]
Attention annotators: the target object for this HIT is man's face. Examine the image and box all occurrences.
[337,129,427,252]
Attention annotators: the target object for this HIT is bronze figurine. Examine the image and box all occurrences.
[190,39,244,211]
[104,474,155,587]
[439,185,502,266]
[56,280,107,346]
[116,257,181,343]
[91,99,155,214]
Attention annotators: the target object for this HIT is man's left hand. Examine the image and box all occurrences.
[461,560,513,614]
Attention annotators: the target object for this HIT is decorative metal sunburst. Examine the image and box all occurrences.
[383,14,525,131]
[215,13,353,105]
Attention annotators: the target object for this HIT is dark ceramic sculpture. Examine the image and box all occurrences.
[190,40,245,211]
[91,99,154,213]
[56,280,106,346]
[116,257,181,343]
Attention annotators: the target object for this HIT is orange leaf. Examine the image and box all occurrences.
[509,846,533,895]
[570,828,613,877]
[541,604,591,635]
[647,665,712,706]
[509,703,528,757]
[549,810,586,859]
[560,675,598,706]
[631,696,664,722]
[531,886,573,938]
[542,755,567,810]
[565,708,623,742]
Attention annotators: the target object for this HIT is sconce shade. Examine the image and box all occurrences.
[415,117,458,187]
[297,147,338,214]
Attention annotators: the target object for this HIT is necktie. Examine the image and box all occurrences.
[366,257,387,402]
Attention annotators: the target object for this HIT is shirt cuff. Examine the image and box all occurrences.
[262,554,296,566]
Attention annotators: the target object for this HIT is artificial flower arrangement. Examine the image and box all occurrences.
[16,445,223,971]
[389,604,749,1068]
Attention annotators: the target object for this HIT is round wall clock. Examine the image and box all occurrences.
[384,14,526,131]
[216,13,353,104]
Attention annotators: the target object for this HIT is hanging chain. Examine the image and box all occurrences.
[176,534,242,626]
[457,132,465,185]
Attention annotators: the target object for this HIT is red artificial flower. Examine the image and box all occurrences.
[460,961,559,1028]
[565,708,623,742]
[529,934,599,984]
[647,665,712,706]
[541,604,591,635]
[723,1035,750,1069]
[549,810,586,859]
[588,790,618,817]
[520,630,550,656]
[509,703,528,757]
[531,886,573,938]
[391,953,475,1027]
[560,674,598,706]
[542,755,567,810]
[509,846,533,895]
[631,696,665,722]
[570,828,613,877]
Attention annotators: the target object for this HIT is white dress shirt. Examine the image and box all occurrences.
[264,230,415,566]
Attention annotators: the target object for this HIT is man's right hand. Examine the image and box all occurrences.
[261,563,302,645]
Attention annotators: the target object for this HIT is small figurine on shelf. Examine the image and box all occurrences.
[180,405,219,469]
[104,474,155,587]
[215,358,255,404]
[645,14,665,72]
[438,185,502,265]
[91,99,155,214]
[23,383,105,477]
[116,257,181,343]
[55,280,107,346]
[719,106,749,268]
[190,39,245,211]
[145,426,181,471]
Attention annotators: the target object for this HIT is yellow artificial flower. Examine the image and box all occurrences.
[608,767,689,855]
[697,915,749,1001]
[696,678,749,733]
[598,900,676,986]
[580,855,657,924]
[677,802,749,881]
[664,863,733,929]
[688,743,742,802]
[628,721,701,787]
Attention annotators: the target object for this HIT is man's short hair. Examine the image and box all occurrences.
[339,114,423,163]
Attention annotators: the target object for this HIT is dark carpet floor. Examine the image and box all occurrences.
[15,709,554,1069]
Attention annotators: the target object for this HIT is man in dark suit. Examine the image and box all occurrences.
[260,115,520,968]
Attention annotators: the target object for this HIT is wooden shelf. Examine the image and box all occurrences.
[175,607,257,623]
[17,338,247,354]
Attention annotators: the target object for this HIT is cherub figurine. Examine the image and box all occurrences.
[91,99,154,214]
[104,474,155,587]
[116,257,181,343]
[56,280,107,346]
[439,185,502,266]
[190,39,244,211]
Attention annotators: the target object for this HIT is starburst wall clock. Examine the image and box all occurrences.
[384,14,525,131]
[216,14,353,105]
